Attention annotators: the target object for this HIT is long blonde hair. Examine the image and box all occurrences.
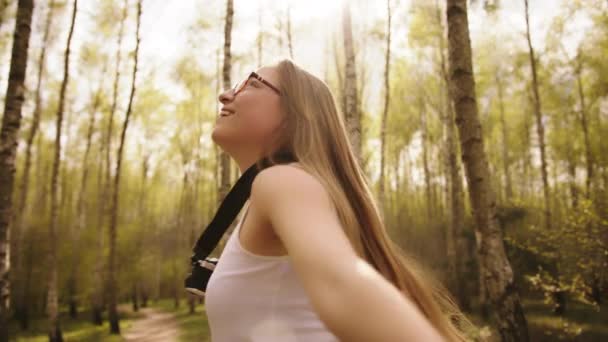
[256,59,478,341]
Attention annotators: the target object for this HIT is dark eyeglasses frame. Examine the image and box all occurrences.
[233,71,281,96]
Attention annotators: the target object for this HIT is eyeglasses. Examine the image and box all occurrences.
[232,71,281,96]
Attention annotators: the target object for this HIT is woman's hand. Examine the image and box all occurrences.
[251,164,446,342]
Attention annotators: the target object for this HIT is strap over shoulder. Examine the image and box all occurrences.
[190,151,297,262]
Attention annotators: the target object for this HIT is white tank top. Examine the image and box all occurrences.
[205,200,339,342]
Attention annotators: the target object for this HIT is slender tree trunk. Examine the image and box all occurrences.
[96,0,127,327]
[256,4,263,67]
[286,3,293,59]
[332,33,346,116]
[12,0,54,330]
[187,157,198,314]
[342,2,361,163]
[446,1,529,340]
[68,62,107,321]
[108,0,142,334]
[521,90,533,199]
[215,0,235,251]
[91,136,105,325]
[524,0,567,315]
[524,0,551,231]
[131,282,139,311]
[420,97,432,220]
[378,0,391,218]
[0,0,34,339]
[219,0,233,206]
[47,0,77,340]
[102,0,128,254]
[496,72,513,202]
[92,0,127,325]
[62,99,77,319]
[137,154,149,309]
[391,150,402,219]
[105,0,128,188]
[443,51,467,312]
[446,104,469,311]
[575,53,593,199]
[176,153,189,302]
[566,146,578,209]
[20,236,34,329]
[275,7,284,52]
[434,0,467,307]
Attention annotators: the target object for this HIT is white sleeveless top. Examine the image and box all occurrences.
[205,200,339,342]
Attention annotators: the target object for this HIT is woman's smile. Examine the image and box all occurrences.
[219,106,235,117]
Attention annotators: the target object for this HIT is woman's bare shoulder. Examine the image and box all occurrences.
[252,162,331,207]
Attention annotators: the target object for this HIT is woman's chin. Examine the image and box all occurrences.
[211,125,235,147]
[211,127,223,144]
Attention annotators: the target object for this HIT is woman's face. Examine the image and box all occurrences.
[212,65,285,157]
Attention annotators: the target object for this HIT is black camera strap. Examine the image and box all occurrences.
[190,153,296,264]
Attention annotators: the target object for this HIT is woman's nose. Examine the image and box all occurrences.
[218,88,234,104]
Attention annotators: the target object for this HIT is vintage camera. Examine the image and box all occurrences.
[184,255,219,297]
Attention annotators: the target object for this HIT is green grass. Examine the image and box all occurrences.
[523,299,608,341]
[8,305,144,342]
[151,298,210,342]
[466,299,608,341]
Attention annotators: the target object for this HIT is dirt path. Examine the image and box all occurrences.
[123,307,179,342]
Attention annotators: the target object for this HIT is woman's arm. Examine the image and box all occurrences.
[251,165,446,342]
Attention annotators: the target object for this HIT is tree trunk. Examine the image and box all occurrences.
[445,56,468,310]
[566,146,578,209]
[12,0,54,330]
[332,33,346,116]
[0,0,34,339]
[136,154,149,311]
[141,289,148,307]
[217,0,234,247]
[287,3,293,59]
[433,0,467,307]
[342,2,361,163]
[95,0,127,327]
[521,88,533,199]
[496,72,513,202]
[524,0,567,314]
[378,0,391,219]
[275,7,284,52]
[256,4,263,67]
[107,0,142,334]
[524,0,551,231]
[215,0,235,252]
[68,61,107,321]
[575,52,593,199]
[420,97,432,220]
[91,116,105,326]
[131,282,139,312]
[47,0,77,339]
[446,1,529,340]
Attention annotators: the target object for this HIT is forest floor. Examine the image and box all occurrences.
[121,306,179,342]
[8,304,142,341]
[149,298,211,342]
[8,296,605,341]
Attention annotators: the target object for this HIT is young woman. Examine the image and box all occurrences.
[206,59,476,341]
